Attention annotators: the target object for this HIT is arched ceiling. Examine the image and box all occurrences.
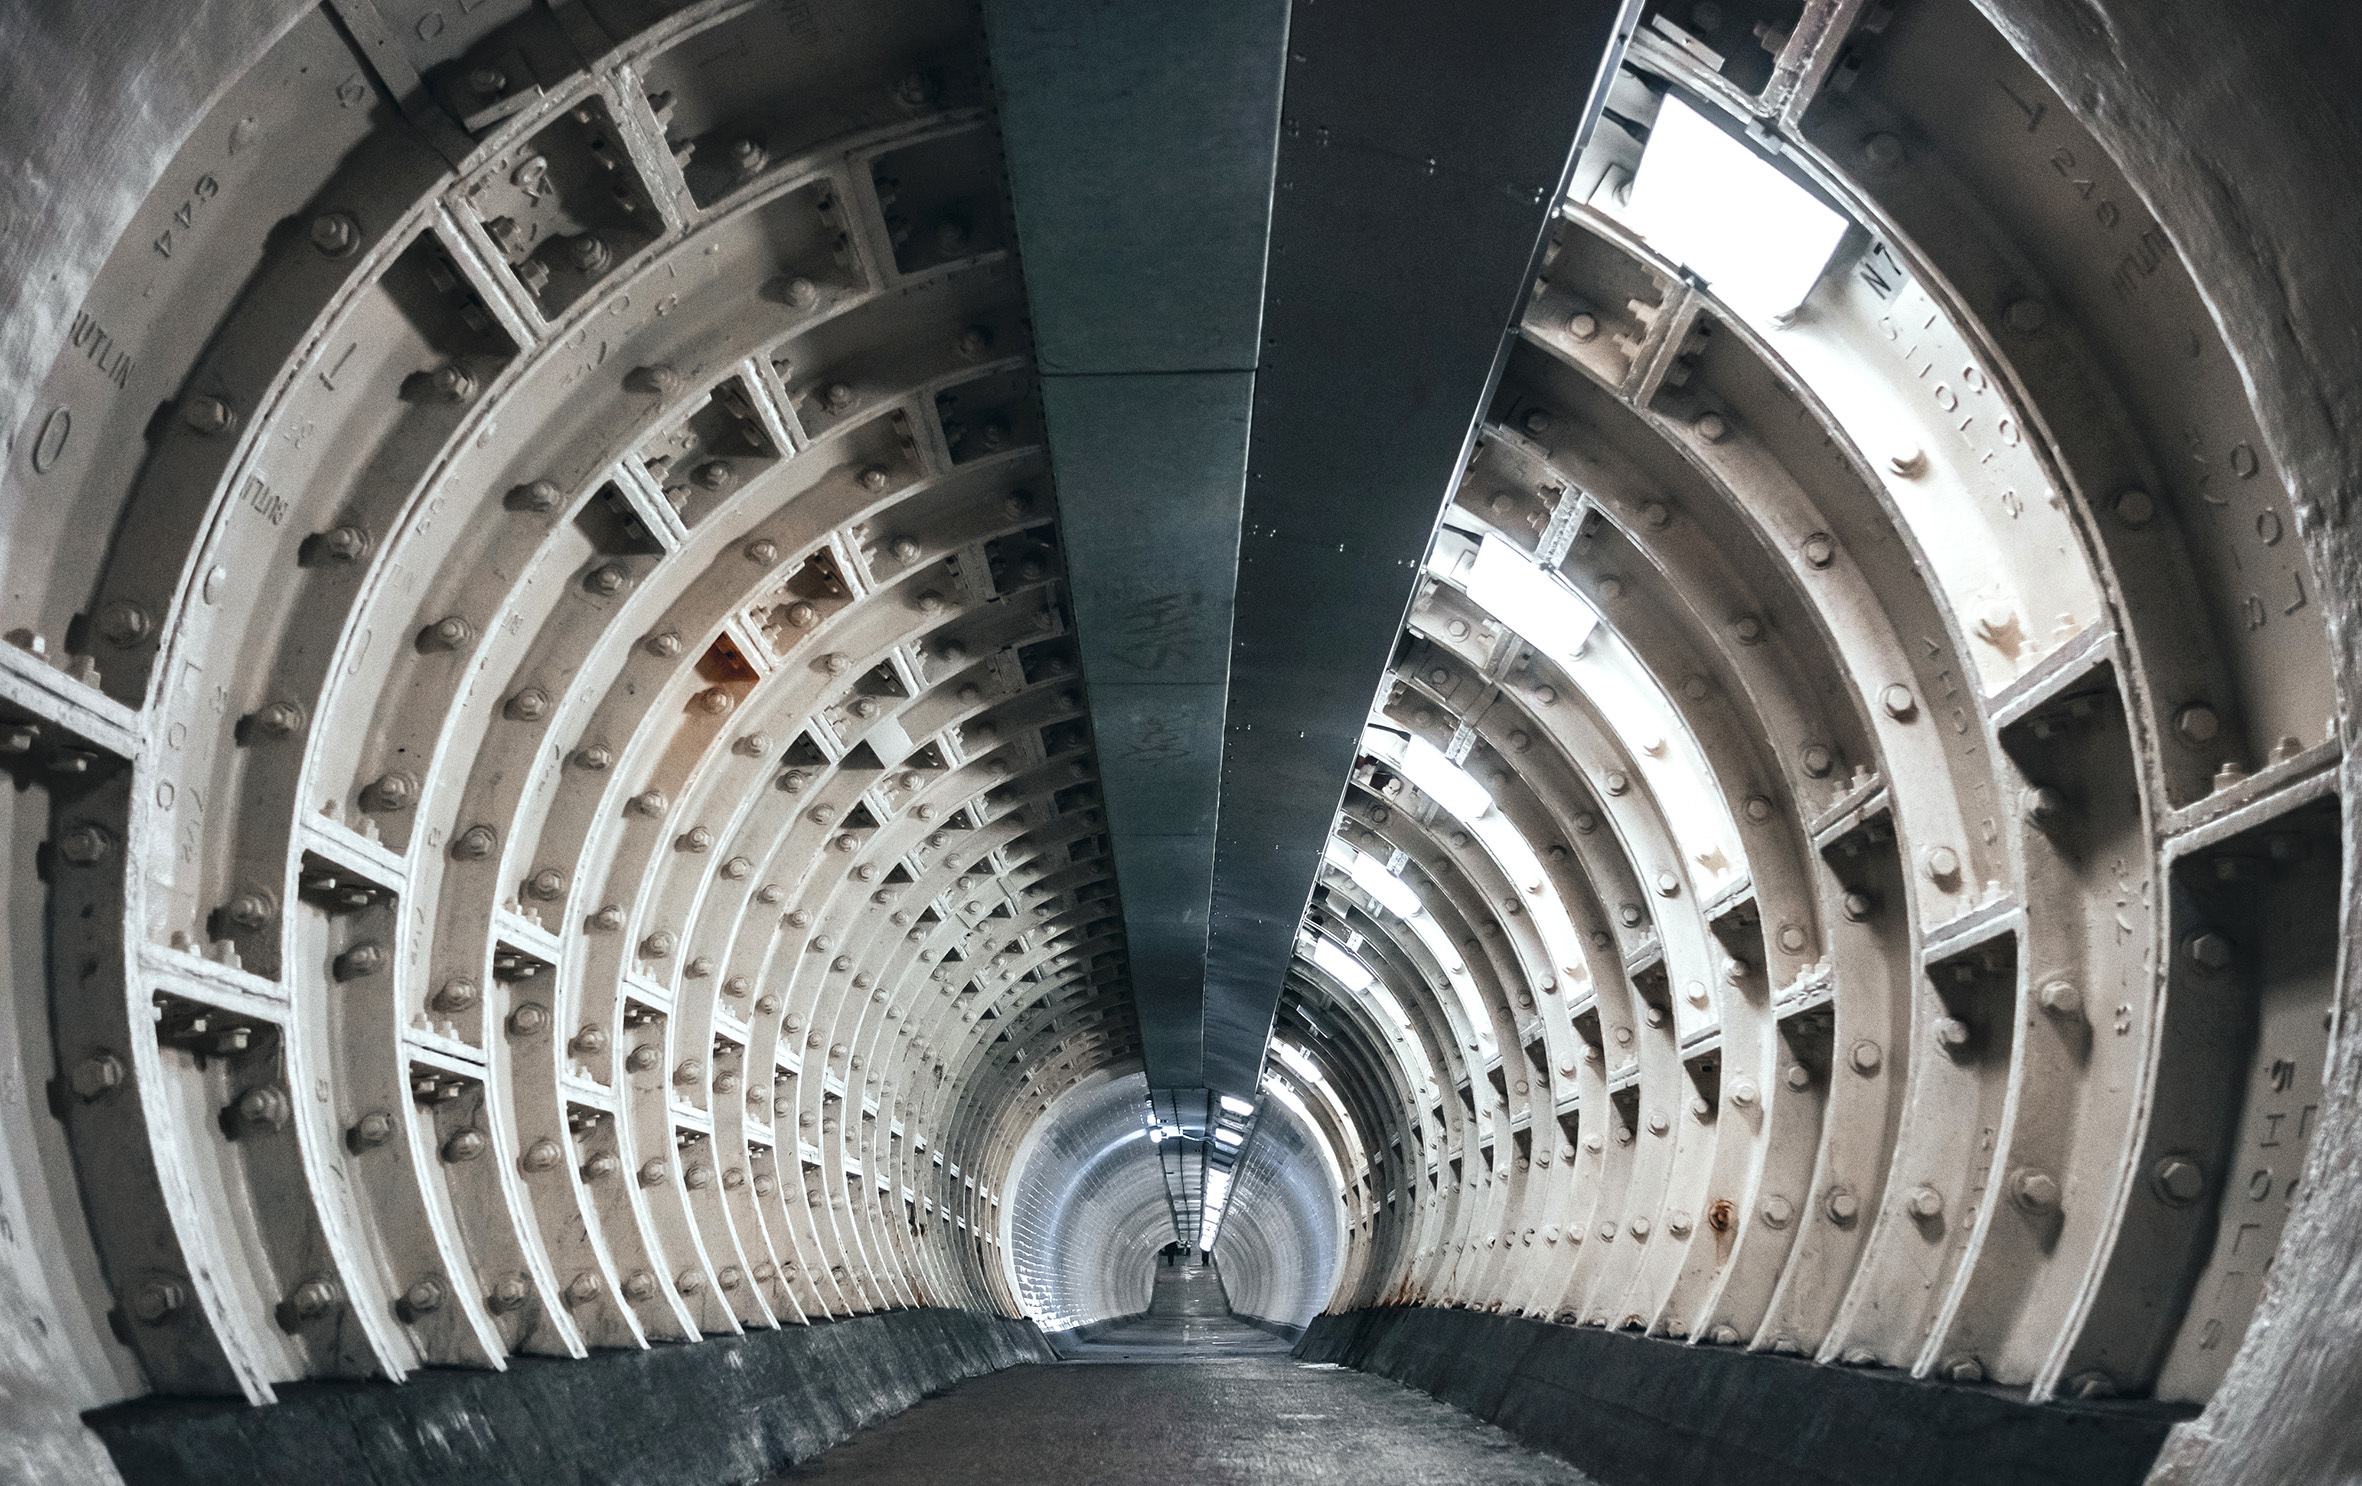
[2,1,2358,1483]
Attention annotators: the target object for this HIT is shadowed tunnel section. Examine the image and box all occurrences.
[2,0,2360,1484]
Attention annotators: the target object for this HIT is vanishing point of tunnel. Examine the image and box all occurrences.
[1,0,2358,1482]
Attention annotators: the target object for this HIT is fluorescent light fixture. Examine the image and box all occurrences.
[1347,848,1426,919]
[1213,1127,1243,1148]
[1276,1041,1323,1082]
[1623,95,1849,321]
[1465,535,1597,670]
[1398,733,1494,821]
[1310,936,1375,993]
[1219,1094,1256,1118]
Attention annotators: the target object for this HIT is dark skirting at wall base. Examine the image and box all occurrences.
[86,1307,1053,1486]
[1295,1307,2195,1486]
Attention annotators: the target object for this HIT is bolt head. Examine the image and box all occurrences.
[2010,1167,2061,1214]
[1880,683,1917,720]
[433,978,480,1012]
[2039,980,2084,1018]
[2152,1156,2206,1206]
[1566,311,1600,341]
[1933,1016,1973,1050]
[1862,132,1905,166]
[1826,1189,1858,1222]
[442,1129,487,1163]
[2174,703,2221,745]
[1784,1065,1811,1090]
[289,1279,342,1320]
[586,563,630,596]
[2114,488,2156,529]
[1924,845,1961,882]
[70,1052,125,1102]
[309,211,361,257]
[131,1280,186,1324]
[95,599,151,648]
[507,1003,550,1038]
[1942,1355,1985,1385]
[430,364,476,402]
[1761,1195,1794,1229]
[404,1278,446,1314]
[237,1084,290,1131]
[1694,411,1729,442]
[57,823,113,866]
[2186,932,2234,971]
[1850,1040,1883,1075]
[1907,1185,1945,1219]
[181,396,236,435]
[349,1110,396,1150]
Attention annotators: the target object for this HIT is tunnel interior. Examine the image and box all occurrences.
[1,0,2357,1483]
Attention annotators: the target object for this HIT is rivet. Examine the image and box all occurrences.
[1694,411,1729,442]
[2113,489,2155,529]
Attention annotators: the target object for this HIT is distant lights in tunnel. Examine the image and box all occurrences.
[1219,1094,1257,1118]
[1214,1127,1244,1148]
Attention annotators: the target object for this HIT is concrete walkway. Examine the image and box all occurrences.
[770,1267,1595,1484]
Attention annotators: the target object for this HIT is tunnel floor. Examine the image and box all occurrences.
[769,1267,1595,1483]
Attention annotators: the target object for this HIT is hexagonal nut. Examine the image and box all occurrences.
[1906,1185,1945,1220]
[2151,1155,2207,1207]
[234,1084,291,1134]
[319,524,372,563]
[488,1277,533,1314]
[402,1277,446,1316]
[334,940,387,981]
[361,770,419,813]
[309,211,361,257]
[56,822,114,867]
[130,1279,187,1325]
[2010,1167,2062,1215]
[518,1137,563,1174]
[507,1002,550,1039]
[2185,931,2234,972]
[441,1128,488,1164]
[286,1278,343,1323]
[564,1272,604,1307]
[344,1110,397,1153]
[451,824,498,861]
[70,1051,126,1102]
